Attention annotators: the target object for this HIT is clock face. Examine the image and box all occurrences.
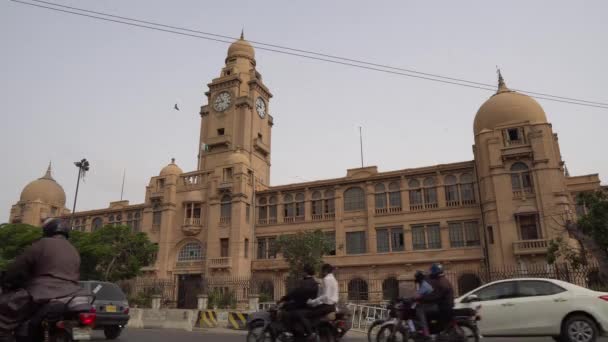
[256,97,266,118]
[213,91,232,112]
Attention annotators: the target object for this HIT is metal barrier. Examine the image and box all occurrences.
[346,303,388,333]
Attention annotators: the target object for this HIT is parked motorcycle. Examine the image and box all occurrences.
[376,298,481,342]
[247,302,352,342]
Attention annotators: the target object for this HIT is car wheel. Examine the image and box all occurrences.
[103,326,122,340]
[562,315,598,342]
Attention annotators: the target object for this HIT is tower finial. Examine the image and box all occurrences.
[43,161,53,179]
[240,28,244,40]
[171,158,176,164]
[496,66,508,93]
[564,162,570,177]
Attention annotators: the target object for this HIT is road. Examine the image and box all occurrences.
[110,328,607,342]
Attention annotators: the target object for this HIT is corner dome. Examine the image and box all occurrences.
[474,73,547,135]
[20,164,66,206]
[160,158,183,176]
[227,31,255,61]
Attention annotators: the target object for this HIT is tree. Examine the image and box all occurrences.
[275,230,333,280]
[74,225,158,282]
[0,223,41,269]
[548,191,608,282]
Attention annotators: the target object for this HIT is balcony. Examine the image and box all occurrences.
[218,181,233,191]
[312,213,335,221]
[208,257,231,269]
[253,138,270,156]
[257,217,278,225]
[220,216,231,225]
[283,216,305,224]
[513,188,534,199]
[182,217,203,236]
[375,207,402,215]
[206,134,232,149]
[513,239,549,256]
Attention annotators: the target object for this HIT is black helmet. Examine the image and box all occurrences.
[414,270,425,283]
[429,263,444,278]
[321,263,335,274]
[42,218,71,238]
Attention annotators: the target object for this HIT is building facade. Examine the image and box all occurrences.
[8,36,604,305]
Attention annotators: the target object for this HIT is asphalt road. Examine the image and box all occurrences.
[108,328,607,342]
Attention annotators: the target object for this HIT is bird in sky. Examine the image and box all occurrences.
[174,103,180,111]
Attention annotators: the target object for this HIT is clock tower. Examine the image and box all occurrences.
[198,33,273,187]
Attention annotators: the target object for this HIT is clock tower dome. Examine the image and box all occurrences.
[198,32,273,188]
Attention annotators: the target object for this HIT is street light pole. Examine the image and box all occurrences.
[71,158,90,227]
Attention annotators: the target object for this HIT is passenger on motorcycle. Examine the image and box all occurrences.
[0,218,82,342]
[307,263,338,319]
[414,270,434,339]
[418,263,454,335]
[278,264,319,339]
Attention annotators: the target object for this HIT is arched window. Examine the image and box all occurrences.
[283,194,295,220]
[382,277,400,301]
[374,183,387,209]
[258,197,268,224]
[295,193,305,220]
[178,242,204,261]
[258,280,275,302]
[388,182,401,209]
[312,191,323,216]
[511,162,533,192]
[220,195,232,223]
[344,187,365,211]
[92,217,103,231]
[324,190,335,215]
[460,173,475,204]
[423,177,438,208]
[444,175,460,206]
[348,278,369,301]
[408,179,422,210]
[269,196,278,223]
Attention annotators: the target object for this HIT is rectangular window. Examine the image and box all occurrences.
[412,226,426,250]
[377,229,390,253]
[217,128,225,136]
[518,214,540,240]
[449,222,465,248]
[256,238,267,259]
[346,231,366,254]
[220,238,229,257]
[464,221,480,246]
[390,228,405,251]
[324,231,336,256]
[246,204,250,223]
[375,193,387,209]
[427,224,441,249]
[223,168,233,181]
[389,191,402,208]
[487,226,494,244]
[152,211,162,226]
[157,179,165,188]
[244,238,249,258]
[268,237,277,258]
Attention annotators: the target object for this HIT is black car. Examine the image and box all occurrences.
[79,281,130,340]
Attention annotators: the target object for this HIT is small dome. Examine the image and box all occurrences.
[160,158,183,176]
[20,164,66,206]
[227,31,255,61]
[225,150,249,165]
[474,74,547,135]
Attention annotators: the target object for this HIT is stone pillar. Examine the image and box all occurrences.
[151,294,162,309]
[197,294,208,310]
[248,294,260,312]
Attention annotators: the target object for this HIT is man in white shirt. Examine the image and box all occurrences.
[307,263,339,317]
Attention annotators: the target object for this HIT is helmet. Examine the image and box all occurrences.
[302,264,316,276]
[321,263,335,274]
[414,270,425,283]
[42,218,71,238]
[429,263,444,278]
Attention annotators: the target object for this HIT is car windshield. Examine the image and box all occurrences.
[87,282,126,301]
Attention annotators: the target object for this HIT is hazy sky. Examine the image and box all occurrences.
[1,0,607,222]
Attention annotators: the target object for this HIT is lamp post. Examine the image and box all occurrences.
[71,158,90,226]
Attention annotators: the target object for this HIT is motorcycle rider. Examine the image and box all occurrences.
[418,263,454,335]
[414,270,433,339]
[0,218,81,342]
[279,264,319,339]
[307,263,339,318]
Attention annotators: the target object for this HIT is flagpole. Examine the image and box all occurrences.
[359,126,364,167]
[120,169,126,201]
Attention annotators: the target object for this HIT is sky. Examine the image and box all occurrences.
[1,0,607,222]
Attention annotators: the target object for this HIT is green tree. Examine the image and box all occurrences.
[548,191,608,282]
[74,225,158,282]
[0,223,42,269]
[275,230,333,279]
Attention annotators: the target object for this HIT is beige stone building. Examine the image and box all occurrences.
[8,36,604,307]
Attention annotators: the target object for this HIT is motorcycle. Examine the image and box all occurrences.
[376,298,481,342]
[247,302,351,342]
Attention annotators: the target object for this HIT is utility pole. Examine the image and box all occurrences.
[71,158,90,227]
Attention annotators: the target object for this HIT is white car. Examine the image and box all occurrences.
[455,278,608,342]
